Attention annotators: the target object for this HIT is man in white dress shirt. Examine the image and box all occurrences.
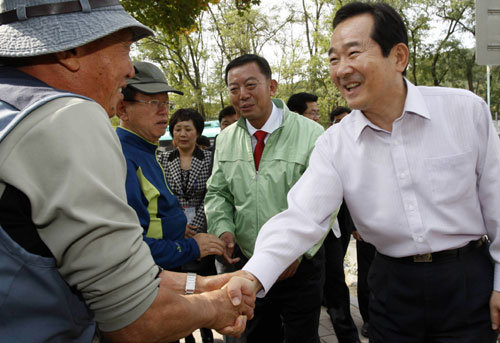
[242,2,500,342]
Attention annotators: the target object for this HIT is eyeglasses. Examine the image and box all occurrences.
[126,99,175,111]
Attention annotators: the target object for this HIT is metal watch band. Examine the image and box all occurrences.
[185,272,196,295]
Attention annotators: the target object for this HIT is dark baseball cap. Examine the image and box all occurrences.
[127,61,184,95]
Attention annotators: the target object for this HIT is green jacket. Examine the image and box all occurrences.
[205,99,325,259]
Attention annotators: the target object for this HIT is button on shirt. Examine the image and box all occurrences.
[244,79,500,292]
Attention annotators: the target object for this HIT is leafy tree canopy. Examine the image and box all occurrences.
[122,0,261,36]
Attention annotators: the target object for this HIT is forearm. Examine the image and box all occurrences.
[103,283,220,342]
[103,272,254,343]
[158,270,232,294]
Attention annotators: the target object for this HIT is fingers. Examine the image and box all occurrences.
[185,228,197,238]
[201,273,232,292]
[223,252,239,265]
[352,231,363,241]
[232,270,256,282]
[194,233,226,258]
[491,291,500,332]
[217,315,247,337]
[225,276,256,312]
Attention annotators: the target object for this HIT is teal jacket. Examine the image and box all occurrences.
[205,99,324,259]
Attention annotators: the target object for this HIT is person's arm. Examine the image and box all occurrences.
[0,98,161,330]
[103,272,257,342]
[243,133,344,294]
[189,153,211,230]
[122,160,203,269]
[472,99,500,333]
[0,98,254,340]
[205,138,238,263]
[143,235,201,269]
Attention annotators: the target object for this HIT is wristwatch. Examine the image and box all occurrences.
[185,272,196,295]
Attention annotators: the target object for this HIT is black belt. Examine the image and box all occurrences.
[0,0,120,25]
[378,238,485,263]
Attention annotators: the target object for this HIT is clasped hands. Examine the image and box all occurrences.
[201,270,261,337]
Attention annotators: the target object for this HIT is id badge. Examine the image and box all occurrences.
[184,206,196,223]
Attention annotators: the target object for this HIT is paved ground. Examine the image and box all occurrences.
[185,301,367,343]
[184,238,366,343]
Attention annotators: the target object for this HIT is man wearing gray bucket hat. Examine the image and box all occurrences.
[0,1,254,342]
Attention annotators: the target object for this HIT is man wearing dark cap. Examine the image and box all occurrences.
[0,1,254,342]
[116,61,226,271]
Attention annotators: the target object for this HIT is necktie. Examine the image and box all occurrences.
[253,130,267,170]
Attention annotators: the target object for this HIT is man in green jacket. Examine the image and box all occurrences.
[205,54,325,343]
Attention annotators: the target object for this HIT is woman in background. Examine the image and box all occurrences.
[158,108,215,343]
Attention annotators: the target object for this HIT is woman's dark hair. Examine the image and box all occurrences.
[224,54,272,85]
[169,108,205,137]
[333,2,408,58]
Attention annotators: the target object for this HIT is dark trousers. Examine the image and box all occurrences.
[323,230,359,342]
[368,242,497,343]
[356,239,376,324]
[323,201,360,343]
[244,247,325,343]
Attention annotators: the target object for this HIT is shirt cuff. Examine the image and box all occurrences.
[494,263,500,291]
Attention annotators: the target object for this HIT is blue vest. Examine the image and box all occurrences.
[0,67,97,342]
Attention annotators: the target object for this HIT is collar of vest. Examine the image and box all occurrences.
[0,66,76,111]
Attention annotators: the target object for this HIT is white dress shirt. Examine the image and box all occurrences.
[246,102,283,150]
[244,79,500,292]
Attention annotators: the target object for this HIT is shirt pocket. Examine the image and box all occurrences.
[424,151,475,205]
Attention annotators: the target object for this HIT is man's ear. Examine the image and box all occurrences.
[391,43,409,74]
[55,48,80,72]
[116,100,128,122]
[269,79,278,97]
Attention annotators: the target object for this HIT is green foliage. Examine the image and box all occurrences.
[122,0,499,127]
[122,0,260,37]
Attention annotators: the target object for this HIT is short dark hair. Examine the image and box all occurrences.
[225,54,272,85]
[169,108,205,137]
[196,135,211,147]
[333,2,408,58]
[121,86,139,101]
[218,105,237,123]
[286,92,318,115]
[0,54,57,67]
[329,106,351,123]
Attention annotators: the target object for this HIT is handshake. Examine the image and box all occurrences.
[186,270,259,337]
[104,269,260,342]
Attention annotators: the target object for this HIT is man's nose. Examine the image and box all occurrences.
[334,57,353,79]
[239,86,251,100]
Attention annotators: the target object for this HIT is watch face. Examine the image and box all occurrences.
[185,273,196,295]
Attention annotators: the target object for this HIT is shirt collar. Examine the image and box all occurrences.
[116,126,158,153]
[350,78,431,141]
[246,102,283,136]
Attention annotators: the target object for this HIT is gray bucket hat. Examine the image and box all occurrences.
[127,61,184,95]
[0,0,154,57]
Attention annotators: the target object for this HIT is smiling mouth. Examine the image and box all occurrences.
[240,104,254,110]
[344,82,361,92]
